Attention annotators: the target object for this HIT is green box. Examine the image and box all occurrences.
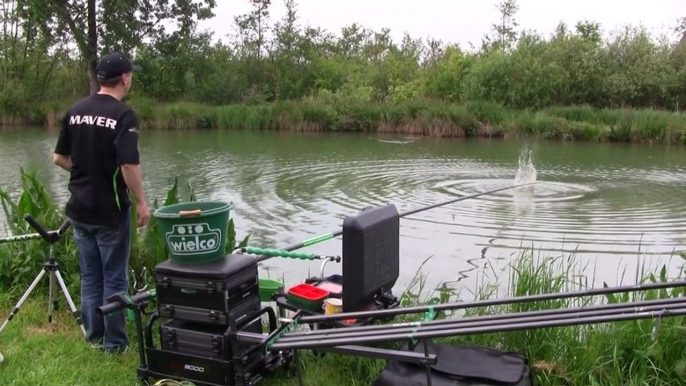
[259,278,284,302]
[153,200,234,264]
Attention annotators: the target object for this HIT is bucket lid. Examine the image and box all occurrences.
[325,298,342,306]
[153,200,234,218]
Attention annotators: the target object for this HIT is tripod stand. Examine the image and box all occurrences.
[0,214,86,337]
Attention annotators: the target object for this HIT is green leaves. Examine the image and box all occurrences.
[1,0,684,125]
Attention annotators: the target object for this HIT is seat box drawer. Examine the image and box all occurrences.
[159,294,260,327]
[160,315,262,359]
[155,267,258,314]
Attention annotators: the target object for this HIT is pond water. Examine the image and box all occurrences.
[1,127,686,297]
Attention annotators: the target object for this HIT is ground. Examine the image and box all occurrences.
[0,294,389,386]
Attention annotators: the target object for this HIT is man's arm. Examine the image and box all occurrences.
[115,110,144,202]
[53,111,72,172]
[115,110,150,226]
[120,164,147,206]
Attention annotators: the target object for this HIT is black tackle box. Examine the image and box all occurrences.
[160,315,263,360]
[154,253,260,325]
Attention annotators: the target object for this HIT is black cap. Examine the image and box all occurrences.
[95,52,142,82]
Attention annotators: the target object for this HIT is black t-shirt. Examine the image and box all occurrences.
[54,93,140,228]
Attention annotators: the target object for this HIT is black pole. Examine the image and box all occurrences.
[260,182,539,259]
[280,296,686,340]
[269,307,686,351]
[97,289,156,316]
[0,217,71,245]
[296,279,686,324]
[276,298,686,343]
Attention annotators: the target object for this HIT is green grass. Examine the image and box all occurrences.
[1,250,685,386]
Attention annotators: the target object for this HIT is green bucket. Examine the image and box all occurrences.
[153,200,234,264]
[259,278,284,302]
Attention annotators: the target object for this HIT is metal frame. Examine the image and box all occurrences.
[0,215,86,337]
[98,274,686,386]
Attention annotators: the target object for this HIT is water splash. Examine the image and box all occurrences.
[514,148,537,186]
[513,147,537,214]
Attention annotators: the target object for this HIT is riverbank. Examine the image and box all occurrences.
[0,250,684,386]
[2,167,686,385]
[2,98,685,144]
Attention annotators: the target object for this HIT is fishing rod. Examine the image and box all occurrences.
[276,297,686,343]
[250,181,539,262]
[269,306,686,351]
[280,296,686,339]
[296,278,686,324]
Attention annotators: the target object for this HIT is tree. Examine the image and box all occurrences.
[22,0,217,95]
[493,0,519,51]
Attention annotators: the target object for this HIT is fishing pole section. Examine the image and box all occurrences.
[249,181,540,263]
[95,179,686,386]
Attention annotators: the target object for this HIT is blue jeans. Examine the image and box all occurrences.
[70,211,130,351]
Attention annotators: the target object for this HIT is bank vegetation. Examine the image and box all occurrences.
[0,0,685,143]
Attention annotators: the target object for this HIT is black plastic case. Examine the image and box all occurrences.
[342,204,400,312]
[154,253,259,325]
[160,315,262,359]
[159,295,260,326]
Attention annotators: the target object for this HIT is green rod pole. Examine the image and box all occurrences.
[255,182,538,262]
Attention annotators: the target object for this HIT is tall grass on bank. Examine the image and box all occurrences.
[0,248,684,386]
[446,253,686,386]
[6,98,686,144]
[0,170,250,295]
[337,251,686,386]
[125,98,686,144]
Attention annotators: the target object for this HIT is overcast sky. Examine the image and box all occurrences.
[197,0,685,49]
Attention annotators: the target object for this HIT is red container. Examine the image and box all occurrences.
[287,283,329,312]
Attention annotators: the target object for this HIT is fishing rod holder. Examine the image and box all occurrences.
[318,255,340,278]
[99,290,156,371]
[0,214,86,338]
[0,214,71,246]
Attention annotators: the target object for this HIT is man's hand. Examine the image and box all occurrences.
[53,153,72,172]
[136,201,150,227]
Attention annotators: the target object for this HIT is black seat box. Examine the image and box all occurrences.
[154,253,259,325]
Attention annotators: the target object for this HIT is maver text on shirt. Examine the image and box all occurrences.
[69,115,117,130]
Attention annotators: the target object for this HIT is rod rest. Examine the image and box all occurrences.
[23,214,71,244]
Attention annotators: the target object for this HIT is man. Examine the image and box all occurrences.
[53,52,150,353]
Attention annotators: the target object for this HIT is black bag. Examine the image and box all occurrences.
[372,342,533,386]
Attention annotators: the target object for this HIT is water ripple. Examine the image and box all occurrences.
[3,131,686,293]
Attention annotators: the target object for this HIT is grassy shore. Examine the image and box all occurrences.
[0,251,685,386]
[2,98,686,144]
[132,99,686,144]
[1,170,685,385]
[1,161,686,385]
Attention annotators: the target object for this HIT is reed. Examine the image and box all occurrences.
[0,171,250,294]
[121,98,686,144]
[5,98,685,144]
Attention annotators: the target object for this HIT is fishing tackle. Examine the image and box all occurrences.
[96,180,685,386]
